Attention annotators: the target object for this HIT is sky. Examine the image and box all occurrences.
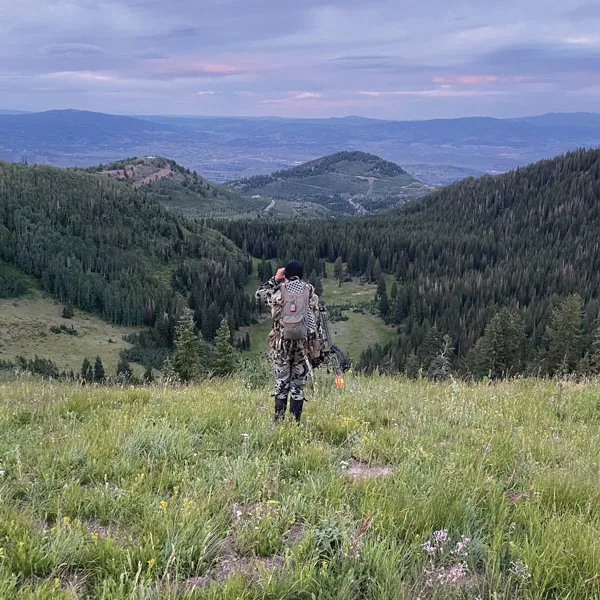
[1,0,600,119]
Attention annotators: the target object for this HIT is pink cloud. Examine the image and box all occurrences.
[457,75,499,84]
[433,74,499,85]
[358,89,506,98]
[144,58,243,78]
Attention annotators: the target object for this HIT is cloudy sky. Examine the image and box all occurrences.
[1,0,600,119]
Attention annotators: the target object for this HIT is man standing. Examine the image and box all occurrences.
[256,260,321,423]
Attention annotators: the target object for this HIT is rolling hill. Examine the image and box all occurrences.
[230,151,431,215]
[88,156,269,217]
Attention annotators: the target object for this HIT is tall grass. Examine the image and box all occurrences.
[0,375,599,598]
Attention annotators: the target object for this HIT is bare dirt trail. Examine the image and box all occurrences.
[264,199,276,212]
[356,175,377,195]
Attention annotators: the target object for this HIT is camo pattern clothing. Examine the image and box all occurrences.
[256,276,321,422]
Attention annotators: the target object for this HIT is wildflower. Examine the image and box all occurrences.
[241,433,250,440]
[423,540,436,555]
[0,471,5,477]
[433,529,448,546]
[160,500,168,512]
[147,558,156,568]
[509,559,531,582]
[63,516,70,524]
[454,535,471,556]
[91,533,99,541]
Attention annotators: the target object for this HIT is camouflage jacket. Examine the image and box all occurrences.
[255,276,322,354]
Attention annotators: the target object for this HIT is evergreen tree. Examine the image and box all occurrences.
[333,257,344,281]
[244,331,251,351]
[212,319,237,377]
[468,308,526,379]
[62,304,74,319]
[377,275,387,298]
[309,269,324,296]
[373,258,382,282]
[143,366,154,383]
[429,335,454,381]
[93,356,105,383]
[169,309,207,382]
[390,281,398,300]
[379,292,390,320]
[405,352,420,379]
[117,358,133,382]
[81,358,93,382]
[545,294,584,375]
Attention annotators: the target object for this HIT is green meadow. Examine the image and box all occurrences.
[0,376,599,598]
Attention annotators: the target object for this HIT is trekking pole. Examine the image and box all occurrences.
[319,305,351,388]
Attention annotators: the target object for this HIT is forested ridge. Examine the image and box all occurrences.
[214,148,600,377]
[0,162,256,361]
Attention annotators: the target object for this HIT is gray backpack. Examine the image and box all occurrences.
[280,283,310,341]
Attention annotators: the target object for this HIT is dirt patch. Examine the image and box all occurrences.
[84,518,113,538]
[344,459,394,481]
[214,549,284,583]
[285,522,307,545]
[133,166,173,189]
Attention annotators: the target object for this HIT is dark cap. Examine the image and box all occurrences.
[284,260,304,279]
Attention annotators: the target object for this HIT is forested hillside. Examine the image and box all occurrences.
[215,148,600,377]
[230,151,429,214]
[0,162,256,356]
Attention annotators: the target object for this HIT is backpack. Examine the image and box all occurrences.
[280,282,310,341]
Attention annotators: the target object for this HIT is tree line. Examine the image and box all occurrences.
[212,148,600,378]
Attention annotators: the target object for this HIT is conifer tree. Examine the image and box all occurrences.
[468,308,526,379]
[373,258,382,282]
[62,304,74,319]
[93,356,105,383]
[117,358,133,382]
[169,309,207,382]
[245,331,251,351]
[333,257,344,281]
[81,358,93,382]
[212,319,237,377]
[141,366,152,382]
[377,275,387,298]
[545,294,583,375]
[379,291,390,320]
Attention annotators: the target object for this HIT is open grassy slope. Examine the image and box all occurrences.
[0,294,141,375]
[0,377,599,598]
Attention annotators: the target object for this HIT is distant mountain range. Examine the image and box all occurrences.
[2,109,600,185]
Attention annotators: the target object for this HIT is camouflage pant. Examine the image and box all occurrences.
[272,346,309,422]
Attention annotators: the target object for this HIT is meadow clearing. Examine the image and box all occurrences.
[0,374,599,599]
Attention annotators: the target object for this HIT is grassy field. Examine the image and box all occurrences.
[1,376,600,598]
[0,296,141,375]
